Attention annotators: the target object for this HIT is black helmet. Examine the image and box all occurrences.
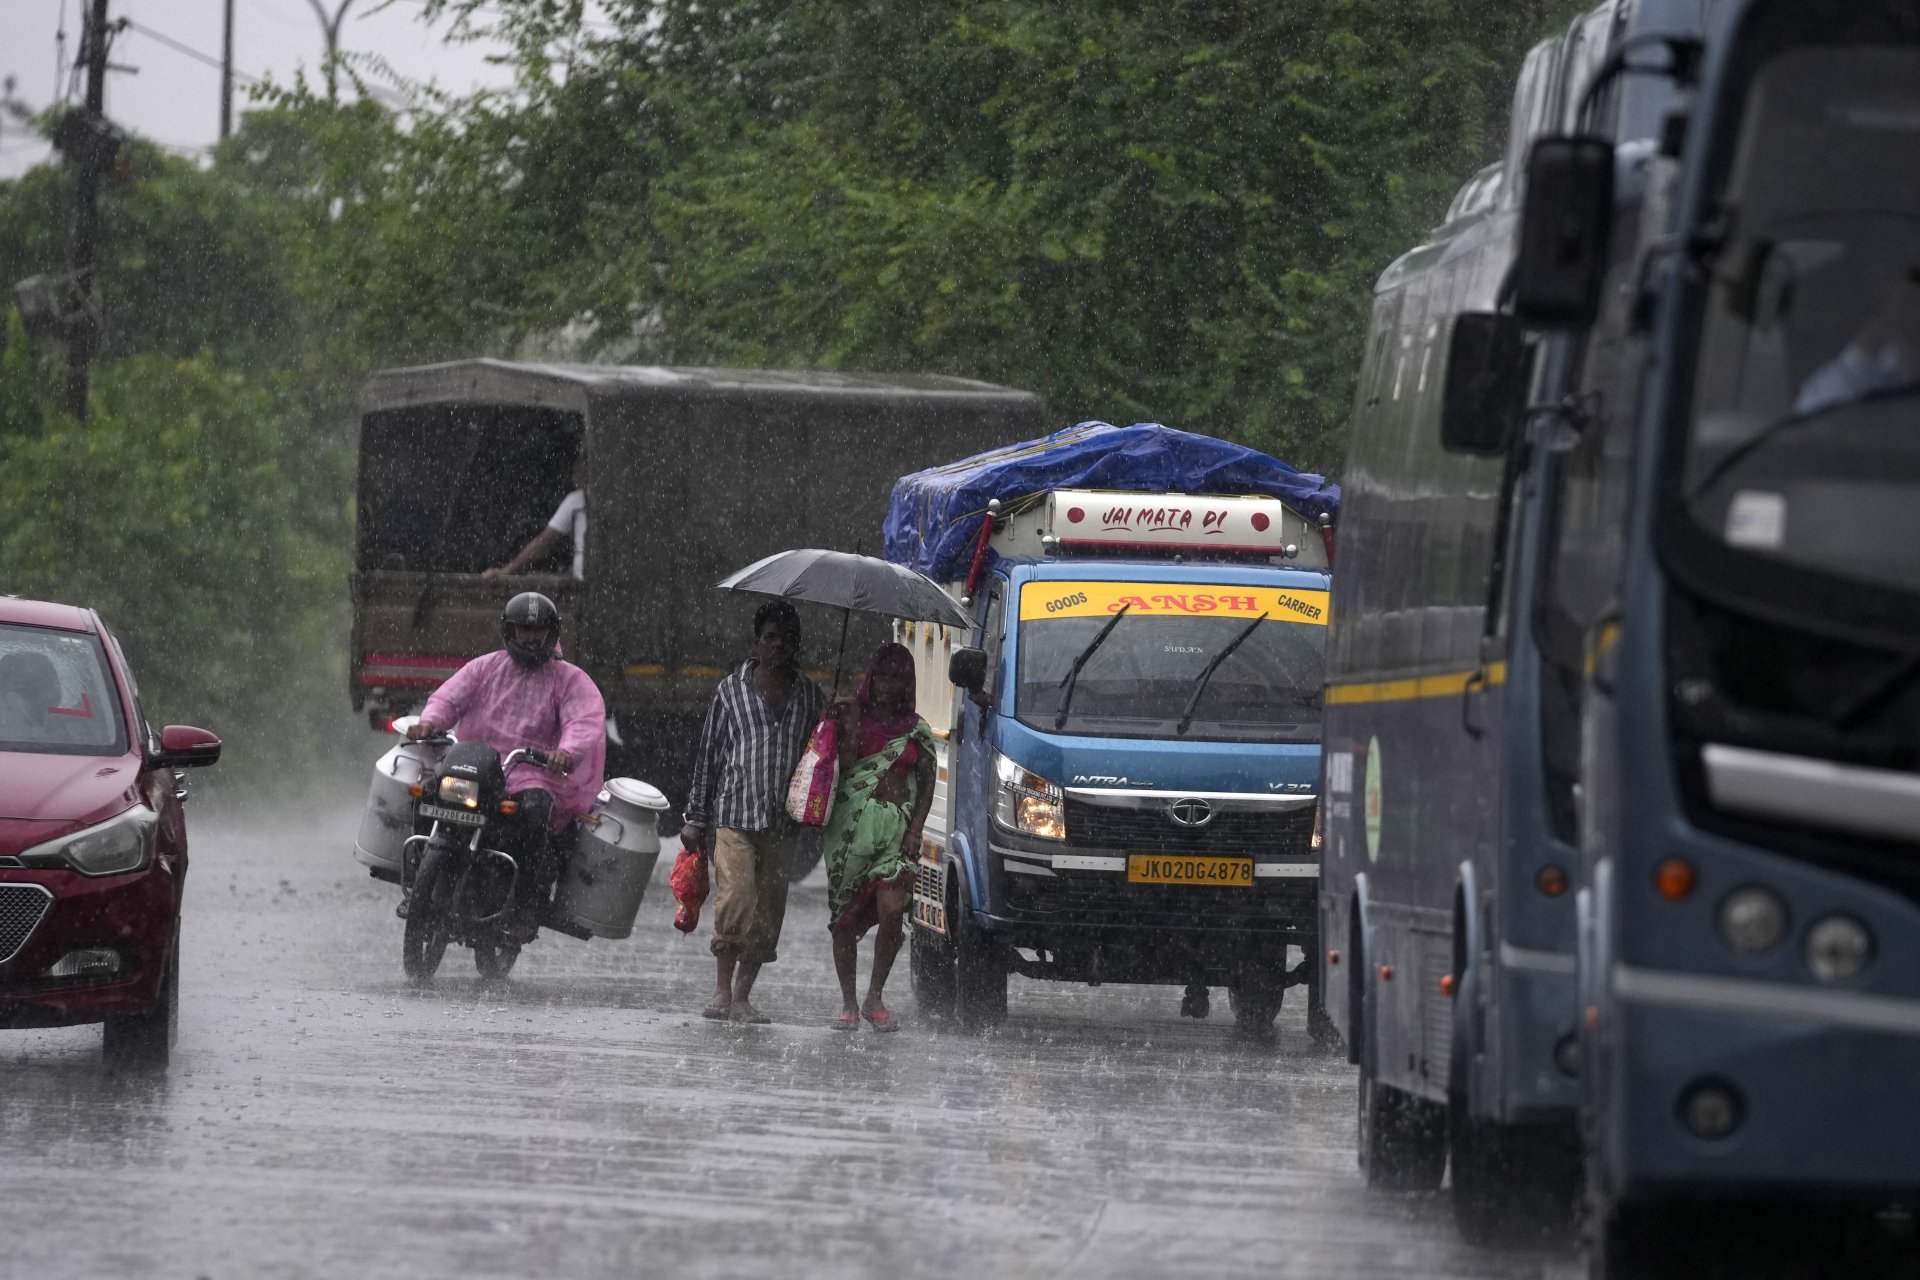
[501,592,562,667]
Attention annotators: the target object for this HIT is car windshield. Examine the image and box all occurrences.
[1014,580,1327,742]
[0,623,128,756]
[1680,45,1920,594]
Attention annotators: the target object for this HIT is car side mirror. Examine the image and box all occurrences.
[948,647,988,693]
[156,724,222,769]
[1512,136,1616,329]
[1440,313,1529,455]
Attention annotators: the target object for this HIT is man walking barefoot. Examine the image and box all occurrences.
[682,602,824,1023]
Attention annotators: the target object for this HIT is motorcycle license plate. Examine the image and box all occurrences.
[418,802,486,827]
[1126,855,1253,887]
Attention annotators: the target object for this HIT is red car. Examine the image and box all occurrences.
[0,598,220,1068]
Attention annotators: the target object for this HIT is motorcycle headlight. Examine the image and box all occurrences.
[17,806,159,877]
[438,776,481,808]
[993,752,1066,841]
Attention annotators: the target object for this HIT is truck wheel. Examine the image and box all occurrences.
[103,931,178,1071]
[1358,1067,1446,1191]
[1227,980,1283,1040]
[403,850,454,984]
[1449,1102,1578,1244]
[473,939,520,980]
[909,920,957,1019]
[952,887,1007,1033]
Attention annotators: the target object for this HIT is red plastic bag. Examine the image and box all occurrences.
[784,713,840,827]
[671,840,710,934]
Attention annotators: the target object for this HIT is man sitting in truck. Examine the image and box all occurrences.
[483,454,587,581]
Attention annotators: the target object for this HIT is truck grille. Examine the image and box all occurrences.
[1065,799,1315,854]
[1004,872,1315,931]
[0,885,54,965]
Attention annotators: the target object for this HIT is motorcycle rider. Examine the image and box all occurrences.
[407,592,607,942]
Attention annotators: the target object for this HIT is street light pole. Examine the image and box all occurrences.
[305,0,359,102]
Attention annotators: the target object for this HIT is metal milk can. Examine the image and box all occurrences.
[354,735,453,875]
[551,778,670,939]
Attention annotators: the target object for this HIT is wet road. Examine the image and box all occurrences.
[2,792,1579,1280]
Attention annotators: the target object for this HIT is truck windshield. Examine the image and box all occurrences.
[1014,581,1326,741]
[1680,45,1920,596]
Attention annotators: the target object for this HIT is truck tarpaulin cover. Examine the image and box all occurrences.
[883,421,1341,580]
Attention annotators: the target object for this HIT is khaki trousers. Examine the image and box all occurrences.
[710,825,794,964]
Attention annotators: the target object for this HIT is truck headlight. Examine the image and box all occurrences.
[438,776,481,808]
[994,752,1066,841]
[17,806,159,877]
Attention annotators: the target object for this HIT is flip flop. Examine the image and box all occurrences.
[830,1012,859,1031]
[701,1001,731,1020]
[862,1006,898,1033]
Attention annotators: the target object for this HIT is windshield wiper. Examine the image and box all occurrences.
[1175,612,1269,737]
[1682,381,1920,507]
[1054,604,1131,730]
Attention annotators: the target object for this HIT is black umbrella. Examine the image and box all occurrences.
[716,548,976,684]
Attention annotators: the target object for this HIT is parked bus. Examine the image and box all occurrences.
[1503,0,1920,1272]
[1318,0,1708,1242]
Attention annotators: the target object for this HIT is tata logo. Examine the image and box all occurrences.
[1267,781,1312,793]
[1167,797,1215,828]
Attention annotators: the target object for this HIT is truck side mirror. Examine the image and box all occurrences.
[948,647,988,693]
[1512,136,1615,330]
[1440,313,1528,456]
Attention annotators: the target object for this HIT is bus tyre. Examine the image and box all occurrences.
[1449,1105,1578,1245]
[952,893,1007,1033]
[1227,980,1283,1040]
[909,920,957,1020]
[1357,1036,1446,1192]
[1591,1201,1690,1280]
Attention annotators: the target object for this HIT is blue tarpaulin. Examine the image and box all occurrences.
[884,421,1340,580]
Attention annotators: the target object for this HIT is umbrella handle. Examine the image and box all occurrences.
[832,605,851,690]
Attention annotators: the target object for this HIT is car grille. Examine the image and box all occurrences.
[0,884,54,965]
[1004,871,1315,930]
[1065,799,1315,854]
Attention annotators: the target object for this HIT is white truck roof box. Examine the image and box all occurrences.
[987,489,1329,570]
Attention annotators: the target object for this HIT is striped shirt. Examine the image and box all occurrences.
[684,661,826,832]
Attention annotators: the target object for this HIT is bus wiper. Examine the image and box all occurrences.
[1681,381,1920,507]
[1176,612,1269,737]
[1055,604,1131,731]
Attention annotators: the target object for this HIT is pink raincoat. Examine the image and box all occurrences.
[422,650,607,830]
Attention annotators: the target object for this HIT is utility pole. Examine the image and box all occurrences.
[220,0,235,140]
[65,0,113,421]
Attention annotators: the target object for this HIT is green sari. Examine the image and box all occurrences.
[822,716,937,925]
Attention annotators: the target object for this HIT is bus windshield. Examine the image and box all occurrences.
[1681,45,1920,595]
[1014,580,1327,742]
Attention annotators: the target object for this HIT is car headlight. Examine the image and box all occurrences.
[17,806,159,877]
[438,776,481,808]
[993,752,1066,841]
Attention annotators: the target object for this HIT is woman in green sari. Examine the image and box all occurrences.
[820,643,937,1031]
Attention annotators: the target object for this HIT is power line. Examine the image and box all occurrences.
[121,19,265,86]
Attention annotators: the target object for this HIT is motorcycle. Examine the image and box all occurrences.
[354,716,670,983]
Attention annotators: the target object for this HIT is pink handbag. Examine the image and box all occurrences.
[785,713,840,826]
